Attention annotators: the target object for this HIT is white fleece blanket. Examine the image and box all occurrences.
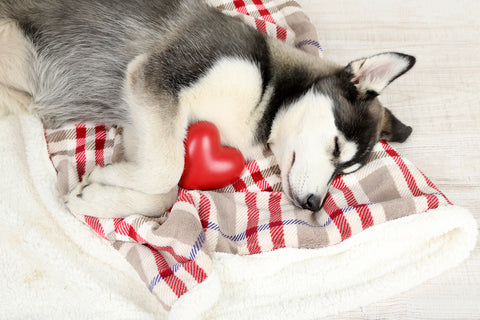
[0,112,477,319]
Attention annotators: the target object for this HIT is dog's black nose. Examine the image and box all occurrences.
[303,194,321,212]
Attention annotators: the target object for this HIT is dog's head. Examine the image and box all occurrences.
[268,52,415,211]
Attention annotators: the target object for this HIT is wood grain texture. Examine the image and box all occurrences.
[296,0,480,318]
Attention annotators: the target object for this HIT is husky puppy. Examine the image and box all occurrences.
[0,0,415,217]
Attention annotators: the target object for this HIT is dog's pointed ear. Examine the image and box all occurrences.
[346,52,415,96]
[380,107,412,142]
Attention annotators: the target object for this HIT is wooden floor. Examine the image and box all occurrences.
[297,0,480,318]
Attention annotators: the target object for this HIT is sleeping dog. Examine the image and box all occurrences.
[0,0,415,217]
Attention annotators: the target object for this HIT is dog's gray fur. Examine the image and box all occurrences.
[1,0,273,127]
[0,0,415,216]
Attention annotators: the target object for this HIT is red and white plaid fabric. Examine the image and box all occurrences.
[45,0,452,311]
[205,0,323,55]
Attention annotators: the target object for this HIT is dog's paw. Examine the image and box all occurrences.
[65,182,109,217]
[65,182,179,218]
[88,162,181,195]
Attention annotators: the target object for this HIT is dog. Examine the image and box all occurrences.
[0,0,415,218]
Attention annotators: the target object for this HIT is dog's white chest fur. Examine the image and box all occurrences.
[179,57,267,158]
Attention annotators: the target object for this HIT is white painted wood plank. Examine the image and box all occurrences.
[296,0,480,318]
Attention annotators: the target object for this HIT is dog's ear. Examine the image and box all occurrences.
[380,107,412,142]
[346,52,415,97]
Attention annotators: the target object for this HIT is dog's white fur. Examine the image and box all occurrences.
[180,57,269,158]
[269,90,358,207]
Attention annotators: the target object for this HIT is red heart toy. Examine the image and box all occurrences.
[179,121,245,190]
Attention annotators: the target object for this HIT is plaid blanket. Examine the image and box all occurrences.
[45,0,452,312]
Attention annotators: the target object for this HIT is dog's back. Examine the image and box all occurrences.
[1,0,274,128]
[2,0,259,127]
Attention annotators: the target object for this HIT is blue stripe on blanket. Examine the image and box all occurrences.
[149,231,206,292]
[205,217,335,244]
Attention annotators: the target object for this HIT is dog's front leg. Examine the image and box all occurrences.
[65,114,184,217]
[66,54,190,218]
[86,109,186,195]
[88,54,187,195]
[88,55,187,194]
[66,182,178,218]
